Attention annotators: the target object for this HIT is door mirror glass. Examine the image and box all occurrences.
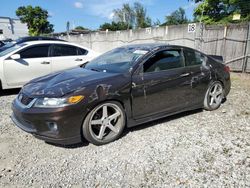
[10,54,21,60]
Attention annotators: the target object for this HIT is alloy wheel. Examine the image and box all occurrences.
[88,103,124,141]
[208,83,223,108]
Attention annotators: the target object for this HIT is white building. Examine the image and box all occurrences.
[0,17,28,40]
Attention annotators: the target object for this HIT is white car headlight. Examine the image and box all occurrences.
[34,96,84,108]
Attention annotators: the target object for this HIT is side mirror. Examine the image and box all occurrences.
[10,54,21,60]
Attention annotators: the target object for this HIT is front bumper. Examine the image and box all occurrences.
[11,98,87,145]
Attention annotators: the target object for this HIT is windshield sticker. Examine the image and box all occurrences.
[133,50,148,55]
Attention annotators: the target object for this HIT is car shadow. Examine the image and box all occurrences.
[45,139,90,149]
[0,88,20,96]
[49,108,203,149]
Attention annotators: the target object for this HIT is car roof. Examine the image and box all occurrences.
[23,40,81,46]
[16,36,65,43]
[21,40,93,51]
[120,43,198,52]
[120,43,166,50]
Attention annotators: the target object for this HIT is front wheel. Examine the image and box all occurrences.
[82,101,126,145]
[204,81,224,111]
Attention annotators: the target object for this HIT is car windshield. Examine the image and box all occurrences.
[0,43,26,57]
[85,47,149,73]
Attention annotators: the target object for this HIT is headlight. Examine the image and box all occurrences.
[34,95,84,108]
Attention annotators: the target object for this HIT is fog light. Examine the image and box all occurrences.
[47,122,58,132]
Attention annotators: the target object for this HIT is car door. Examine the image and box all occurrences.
[131,48,191,119]
[183,49,211,105]
[3,44,51,86]
[50,44,89,73]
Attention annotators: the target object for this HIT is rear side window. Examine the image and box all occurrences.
[19,45,49,59]
[184,50,205,66]
[52,45,78,56]
[77,48,88,55]
[144,50,184,73]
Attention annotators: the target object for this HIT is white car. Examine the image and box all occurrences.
[0,41,99,89]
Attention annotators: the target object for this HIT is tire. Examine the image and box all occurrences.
[82,101,126,145]
[204,81,224,111]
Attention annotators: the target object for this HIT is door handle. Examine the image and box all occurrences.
[75,58,83,61]
[180,73,190,77]
[41,61,50,64]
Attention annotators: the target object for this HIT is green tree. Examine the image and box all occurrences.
[134,2,152,28]
[75,26,88,30]
[163,7,189,25]
[191,0,250,24]
[113,2,152,29]
[99,21,130,31]
[16,5,54,36]
[153,19,161,26]
[113,3,135,29]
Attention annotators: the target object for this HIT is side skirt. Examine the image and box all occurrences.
[127,104,203,128]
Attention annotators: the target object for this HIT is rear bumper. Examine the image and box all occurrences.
[11,98,87,145]
[224,73,231,97]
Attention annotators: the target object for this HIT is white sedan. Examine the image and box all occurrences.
[0,41,99,89]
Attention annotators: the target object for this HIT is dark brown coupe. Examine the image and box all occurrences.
[11,44,231,145]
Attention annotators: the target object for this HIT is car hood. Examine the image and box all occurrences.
[22,67,119,98]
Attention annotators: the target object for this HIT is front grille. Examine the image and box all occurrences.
[19,94,34,106]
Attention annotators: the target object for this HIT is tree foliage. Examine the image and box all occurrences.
[134,2,152,28]
[113,3,135,29]
[163,7,189,25]
[74,26,88,30]
[16,5,54,36]
[192,0,250,24]
[99,21,131,31]
[112,2,152,29]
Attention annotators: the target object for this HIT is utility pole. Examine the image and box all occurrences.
[66,21,70,38]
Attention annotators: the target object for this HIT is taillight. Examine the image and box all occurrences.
[224,65,230,72]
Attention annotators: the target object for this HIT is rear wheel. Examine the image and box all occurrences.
[82,101,126,145]
[204,81,224,111]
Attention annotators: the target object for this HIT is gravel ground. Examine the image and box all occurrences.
[0,73,249,187]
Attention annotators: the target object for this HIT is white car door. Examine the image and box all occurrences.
[50,44,93,72]
[3,44,52,86]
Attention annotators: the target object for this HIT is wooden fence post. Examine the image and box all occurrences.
[243,22,250,72]
[198,23,204,52]
[223,25,228,61]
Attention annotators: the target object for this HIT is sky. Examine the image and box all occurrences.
[0,0,197,32]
